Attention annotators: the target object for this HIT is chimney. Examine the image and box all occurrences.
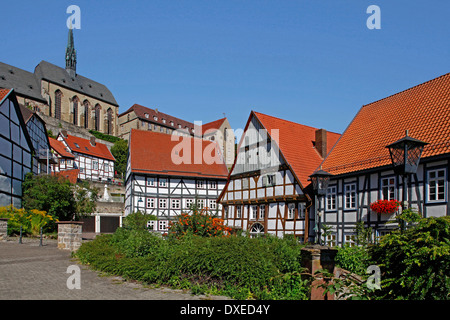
[90,136,96,147]
[315,129,327,159]
[61,129,67,138]
[155,108,158,114]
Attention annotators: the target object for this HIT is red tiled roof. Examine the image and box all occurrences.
[52,169,79,184]
[200,118,226,135]
[252,112,341,188]
[321,72,450,175]
[60,134,115,161]
[49,137,75,159]
[0,88,12,102]
[121,104,195,134]
[129,129,229,179]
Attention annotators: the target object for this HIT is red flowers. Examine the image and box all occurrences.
[370,199,401,214]
[168,208,232,238]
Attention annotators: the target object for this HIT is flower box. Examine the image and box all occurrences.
[370,199,401,214]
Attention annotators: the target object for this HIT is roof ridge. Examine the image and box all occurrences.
[362,72,450,108]
[253,111,341,135]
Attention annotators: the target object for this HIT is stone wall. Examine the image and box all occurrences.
[57,221,83,251]
[0,218,8,240]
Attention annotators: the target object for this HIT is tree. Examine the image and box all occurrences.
[110,139,128,177]
[22,173,98,222]
[369,216,450,300]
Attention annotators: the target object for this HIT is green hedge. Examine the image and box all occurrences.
[75,230,311,300]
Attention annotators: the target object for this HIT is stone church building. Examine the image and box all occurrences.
[0,28,119,136]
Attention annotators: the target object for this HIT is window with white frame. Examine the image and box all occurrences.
[259,204,265,219]
[344,234,356,247]
[159,198,167,208]
[325,233,337,247]
[298,203,305,219]
[197,199,205,208]
[288,203,295,219]
[344,183,357,209]
[209,181,217,189]
[159,178,167,187]
[236,206,242,218]
[185,198,194,209]
[146,197,155,208]
[209,199,217,209]
[171,199,180,209]
[196,180,205,189]
[93,160,98,170]
[428,168,446,202]
[147,220,155,230]
[158,220,168,231]
[381,177,396,200]
[251,205,258,220]
[326,186,337,211]
[147,177,156,186]
[262,174,275,187]
[104,162,109,172]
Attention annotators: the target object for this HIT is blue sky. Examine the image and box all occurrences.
[1,1,449,139]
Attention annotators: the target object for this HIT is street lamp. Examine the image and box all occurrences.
[309,169,333,244]
[385,130,428,228]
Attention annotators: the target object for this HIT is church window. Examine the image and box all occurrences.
[54,90,62,120]
[94,104,101,131]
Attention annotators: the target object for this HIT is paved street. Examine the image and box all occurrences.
[0,238,229,300]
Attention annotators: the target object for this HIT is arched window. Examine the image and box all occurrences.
[107,108,113,135]
[83,100,89,129]
[54,90,62,120]
[72,96,79,125]
[94,104,101,131]
[249,223,264,238]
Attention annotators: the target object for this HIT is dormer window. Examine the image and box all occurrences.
[144,113,149,118]
[178,124,181,128]
[170,121,174,126]
[162,118,166,124]
[154,116,158,121]
[74,143,80,148]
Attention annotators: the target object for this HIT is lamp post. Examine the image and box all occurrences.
[309,169,333,245]
[385,130,428,229]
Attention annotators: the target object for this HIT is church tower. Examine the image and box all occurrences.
[65,27,77,78]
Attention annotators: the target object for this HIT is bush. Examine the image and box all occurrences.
[370,216,450,300]
[335,244,371,276]
[0,205,57,236]
[75,229,310,300]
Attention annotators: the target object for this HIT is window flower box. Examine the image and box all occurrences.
[370,199,401,214]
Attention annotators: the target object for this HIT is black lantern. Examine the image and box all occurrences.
[309,169,333,245]
[309,169,333,196]
[385,130,428,176]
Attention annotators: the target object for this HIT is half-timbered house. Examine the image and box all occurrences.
[318,72,450,246]
[56,132,115,182]
[125,129,229,233]
[0,89,34,207]
[19,105,54,174]
[48,137,76,172]
[217,111,340,241]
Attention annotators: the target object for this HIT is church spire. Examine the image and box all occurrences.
[65,26,77,77]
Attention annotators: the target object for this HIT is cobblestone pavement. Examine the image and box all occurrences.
[0,238,230,300]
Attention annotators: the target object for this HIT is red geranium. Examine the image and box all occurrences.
[370,199,401,214]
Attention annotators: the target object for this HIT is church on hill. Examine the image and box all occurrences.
[0,28,119,136]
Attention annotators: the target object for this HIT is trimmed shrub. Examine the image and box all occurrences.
[75,229,310,300]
